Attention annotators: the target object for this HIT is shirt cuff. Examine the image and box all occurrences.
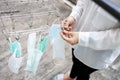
[70,11,78,22]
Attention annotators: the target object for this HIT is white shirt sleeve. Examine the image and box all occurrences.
[70,0,85,22]
[78,28,120,50]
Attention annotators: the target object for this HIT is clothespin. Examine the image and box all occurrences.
[15,32,20,41]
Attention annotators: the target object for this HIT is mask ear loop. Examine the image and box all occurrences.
[2,29,11,43]
[41,32,44,42]
[52,17,60,24]
[0,13,11,43]
[13,48,17,57]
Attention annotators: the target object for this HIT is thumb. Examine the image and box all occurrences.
[60,31,69,40]
[60,30,73,43]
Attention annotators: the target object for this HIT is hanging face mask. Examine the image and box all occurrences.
[49,24,65,59]
[25,49,42,74]
[8,48,23,74]
[37,35,48,53]
[10,40,22,57]
[49,24,61,41]
[25,33,42,74]
[27,33,36,55]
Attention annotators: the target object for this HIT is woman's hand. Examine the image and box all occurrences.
[61,16,76,31]
[60,30,79,45]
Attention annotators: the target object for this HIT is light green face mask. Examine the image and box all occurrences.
[25,49,42,74]
[25,33,44,74]
[37,35,48,53]
[10,41,22,57]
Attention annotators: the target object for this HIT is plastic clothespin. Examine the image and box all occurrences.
[15,32,20,41]
[12,28,20,41]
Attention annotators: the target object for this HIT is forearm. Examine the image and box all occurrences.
[78,28,120,50]
[70,0,85,22]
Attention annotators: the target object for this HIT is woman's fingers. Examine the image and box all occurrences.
[60,30,73,44]
[61,31,69,40]
[60,31,79,45]
[61,16,76,31]
[61,18,72,31]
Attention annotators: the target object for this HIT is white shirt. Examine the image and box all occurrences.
[70,0,120,69]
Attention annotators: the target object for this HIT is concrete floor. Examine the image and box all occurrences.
[0,0,72,80]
